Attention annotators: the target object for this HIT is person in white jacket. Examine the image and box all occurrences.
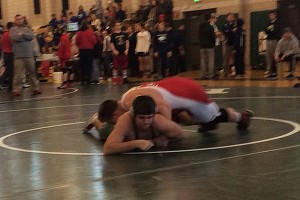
[135,23,151,77]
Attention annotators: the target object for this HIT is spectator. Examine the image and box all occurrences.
[68,12,78,23]
[198,13,216,79]
[76,20,97,85]
[90,13,101,31]
[135,23,151,77]
[264,10,281,76]
[126,24,139,77]
[10,14,41,96]
[222,13,236,77]
[49,14,58,29]
[77,5,87,25]
[102,28,113,80]
[234,18,245,77]
[115,3,126,22]
[153,21,172,78]
[269,27,300,80]
[156,0,173,24]
[0,22,14,91]
[110,21,129,84]
[56,25,72,89]
[91,26,104,84]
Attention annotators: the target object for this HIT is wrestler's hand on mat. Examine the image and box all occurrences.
[135,140,154,151]
[152,136,169,147]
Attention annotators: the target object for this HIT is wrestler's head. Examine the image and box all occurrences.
[98,100,121,124]
[131,96,156,130]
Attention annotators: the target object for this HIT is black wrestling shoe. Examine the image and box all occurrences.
[237,110,254,130]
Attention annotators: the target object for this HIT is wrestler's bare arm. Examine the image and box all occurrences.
[103,113,154,155]
[152,114,184,146]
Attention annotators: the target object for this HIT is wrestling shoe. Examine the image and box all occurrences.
[237,109,254,130]
[198,121,218,133]
[82,113,98,134]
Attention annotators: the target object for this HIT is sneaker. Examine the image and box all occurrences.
[0,85,8,90]
[285,74,294,80]
[57,83,70,89]
[198,122,218,133]
[266,74,277,80]
[237,110,254,130]
[22,83,30,88]
[82,113,98,134]
[264,70,270,75]
[32,90,42,95]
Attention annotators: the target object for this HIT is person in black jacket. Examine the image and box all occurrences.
[153,21,172,79]
[199,13,216,79]
[222,13,236,77]
[264,10,281,76]
[234,18,245,77]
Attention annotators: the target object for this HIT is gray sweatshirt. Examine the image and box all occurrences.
[10,25,35,58]
[275,34,300,56]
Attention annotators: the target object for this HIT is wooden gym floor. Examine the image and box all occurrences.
[0,68,300,199]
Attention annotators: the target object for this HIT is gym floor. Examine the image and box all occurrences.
[0,72,300,200]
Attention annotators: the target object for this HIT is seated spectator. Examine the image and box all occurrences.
[90,13,101,31]
[267,27,300,80]
[49,14,58,29]
[68,12,78,23]
[77,5,87,25]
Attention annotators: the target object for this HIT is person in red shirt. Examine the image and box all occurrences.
[75,20,97,85]
[57,26,72,89]
[0,22,14,91]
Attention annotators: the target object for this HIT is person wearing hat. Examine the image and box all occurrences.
[103,95,183,155]
[268,27,300,80]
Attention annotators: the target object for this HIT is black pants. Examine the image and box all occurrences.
[235,47,245,75]
[79,49,94,84]
[154,52,170,77]
[170,50,180,76]
[0,53,14,91]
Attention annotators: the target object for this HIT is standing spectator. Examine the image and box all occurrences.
[153,21,172,79]
[126,25,139,77]
[0,22,14,91]
[168,24,184,76]
[57,26,72,89]
[91,26,103,84]
[76,20,97,85]
[77,5,87,25]
[222,13,236,77]
[102,28,113,80]
[135,23,151,77]
[234,18,245,77]
[264,10,281,76]
[115,3,126,22]
[10,14,41,96]
[269,27,300,80]
[198,13,216,79]
[110,21,129,84]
